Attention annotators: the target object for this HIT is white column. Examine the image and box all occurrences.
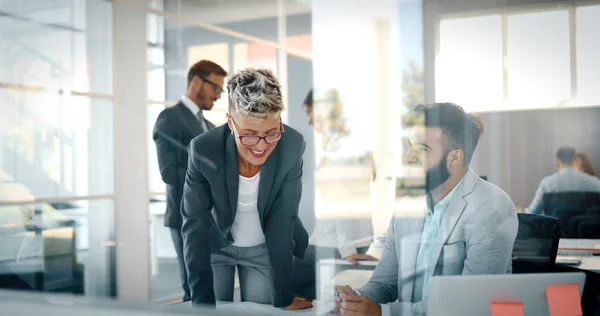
[113,0,150,301]
[370,18,395,238]
[85,0,115,297]
[277,0,289,124]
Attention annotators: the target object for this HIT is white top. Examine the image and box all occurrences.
[231,172,266,247]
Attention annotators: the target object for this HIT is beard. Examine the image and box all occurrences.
[425,151,451,192]
[196,89,213,110]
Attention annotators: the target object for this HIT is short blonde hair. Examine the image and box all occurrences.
[227,68,284,119]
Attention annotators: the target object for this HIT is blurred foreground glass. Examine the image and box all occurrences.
[0,199,115,297]
[0,0,113,95]
[1,90,114,200]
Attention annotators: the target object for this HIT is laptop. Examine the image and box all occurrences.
[427,272,586,316]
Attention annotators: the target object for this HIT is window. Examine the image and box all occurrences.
[436,5,599,112]
[576,5,600,106]
[437,15,503,112]
[507,10,570,107]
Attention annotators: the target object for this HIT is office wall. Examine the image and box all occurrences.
[470,106,600,207]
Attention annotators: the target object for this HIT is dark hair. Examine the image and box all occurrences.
[414,102,484,166]
[556,146,576,164]
[187,60,228,87]
[303,89,313,106]
[576,152,598,177]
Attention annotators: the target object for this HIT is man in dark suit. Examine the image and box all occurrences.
[152,60,227,302]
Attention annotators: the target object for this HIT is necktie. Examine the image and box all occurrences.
[196,111,209,131]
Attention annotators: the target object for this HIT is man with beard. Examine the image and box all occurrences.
[153,60,227,302]
[335,103,518,316]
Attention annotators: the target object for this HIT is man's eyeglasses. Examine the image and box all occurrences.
[197,75,224,94]
[229,116,284,146]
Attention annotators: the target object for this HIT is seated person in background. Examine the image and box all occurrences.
[292,89,378,301]
[526,146,600,215]
[335,102,518,316]
[181,68,311,310]
[576,151,598,178]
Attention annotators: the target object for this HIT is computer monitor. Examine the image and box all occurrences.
[428,272,586,316]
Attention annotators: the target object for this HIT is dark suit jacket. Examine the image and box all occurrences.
[153,102,215,228]
[181,124,309,308]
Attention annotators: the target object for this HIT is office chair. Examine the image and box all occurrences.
[550,207,586,238]
[543,192,599,216]
[587,205,600,215]
[512,213,560,274]
[569,214,600,238]
[579,220,600,239]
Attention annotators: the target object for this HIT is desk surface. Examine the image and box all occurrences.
[556,255,600,273]
[319,259,378,267]
[559,238,600,252]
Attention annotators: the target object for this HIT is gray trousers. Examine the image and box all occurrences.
[211,243,272,304]
[169,228,191,301]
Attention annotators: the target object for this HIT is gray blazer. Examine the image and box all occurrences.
[153,102,215,228]
[359,169,518,315]
[181,124,309,308]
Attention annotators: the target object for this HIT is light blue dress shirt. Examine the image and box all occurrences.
[379,179,462,316]
[414,180,461,301]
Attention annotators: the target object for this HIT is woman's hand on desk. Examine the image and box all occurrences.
[283,297,313,310]
[344,254,379,267]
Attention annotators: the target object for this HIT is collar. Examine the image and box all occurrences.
[559,166,577,174]
[181,95,201,117]
[426,175,465,216]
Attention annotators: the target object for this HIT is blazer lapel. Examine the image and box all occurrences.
[176,102,204,137]
[430,169,479,268]
[225,133,239,227]
[258,147,277,222]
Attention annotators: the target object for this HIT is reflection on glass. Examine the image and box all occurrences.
[0,0,113,94]
[576,5,600,106]
[0,199,115,297]
[436,15,502,112]
[507,10,570,107]
[160,0,278,38]
[0,89,114,200]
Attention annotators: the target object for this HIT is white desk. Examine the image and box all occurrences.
[557,239,600,273]
[317,259,377,301]
[558,238,600,253]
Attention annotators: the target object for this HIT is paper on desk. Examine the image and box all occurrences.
[490,302,523,316]
[546,284,582,316]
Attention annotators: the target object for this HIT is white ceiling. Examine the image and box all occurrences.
[163,0,311,27]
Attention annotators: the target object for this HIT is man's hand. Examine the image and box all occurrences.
[339,293,382,316]
[344,253,379,267]
[335,285,357,296]
[283,297,313,310]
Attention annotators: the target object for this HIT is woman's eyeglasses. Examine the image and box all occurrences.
[229,116,284,146]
